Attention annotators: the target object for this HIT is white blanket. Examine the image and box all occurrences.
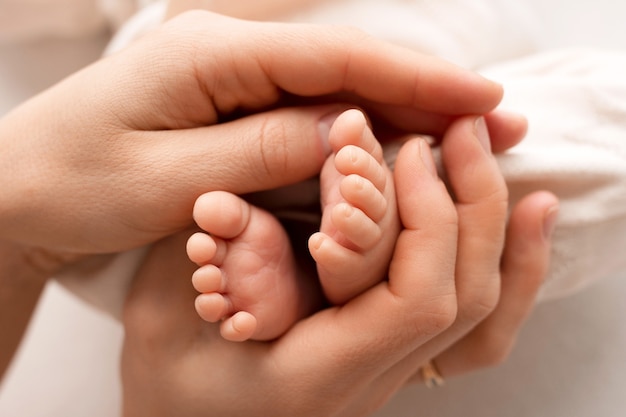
[0,0,150,43]
[37,0,626,317]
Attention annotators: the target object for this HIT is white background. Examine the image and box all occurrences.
[1,1,625,416]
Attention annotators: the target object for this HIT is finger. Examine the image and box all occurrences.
[355,102,527,144]
[159,12,503,116]
[316,139,508,410]
[272,138,458,380]
[442,116,508,325]
[149,105,345,194]
[358,117,511,391]
[412,191,558,380]
[484,109,528,153]
[359,101,457,137]
[116,105,345,238]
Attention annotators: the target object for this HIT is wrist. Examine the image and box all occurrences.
[0,239,81,283]
[0,240,77,380]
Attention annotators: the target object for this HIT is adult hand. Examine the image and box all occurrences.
[162,0,530,153]
[0,11,506,258]
[121,115,558,416]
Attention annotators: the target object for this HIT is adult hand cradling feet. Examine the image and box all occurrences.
[121,115,558,417]
[0,8,554,410]
[0,10,506,256]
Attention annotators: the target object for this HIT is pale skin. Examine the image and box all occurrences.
[0,10,513,376]
[170,0,511,342]
[187,109,399,341]
[125,4,555,414]
[310,109,401,305]
[0,11,506,254]
[0,10,555,415]
[122,115,559,416]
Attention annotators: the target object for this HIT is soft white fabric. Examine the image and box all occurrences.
[484,49,626,299]
[0,0,139,43]
[47,0,626,316]
[286,0,542,69]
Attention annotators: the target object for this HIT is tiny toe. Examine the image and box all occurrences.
[309,232,367,298]
[187,232,218,265]
[340,174,388,222]
[309,232,355,270]
[193,191,251,239]
[357,119,384,163]
[195,293,229,323]
[221,311,258,342]
[334,146,387,191]
[328,109,368,150]
[331,203,381,250]
[328,110,383,162]
[192,265,224,293]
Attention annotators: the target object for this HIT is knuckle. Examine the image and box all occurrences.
[410,295,458,338]
[420,184,459,232]
[490,174,509,202]
[429,300,459,334]
[470,173,509,210]
[427,201,459,239]
[473,186,509,220]
[458,281,500,324]
[252,115,289,182]
[494,187,510,216]
[440,203,460,229]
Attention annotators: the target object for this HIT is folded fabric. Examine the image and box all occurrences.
[484,49,626,299]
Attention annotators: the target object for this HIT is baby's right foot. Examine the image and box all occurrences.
[309,109,401,304]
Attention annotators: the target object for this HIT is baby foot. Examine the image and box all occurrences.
[309,109,401,304]
[187,191,306,342]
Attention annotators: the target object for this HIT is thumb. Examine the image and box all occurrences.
[66,104,348,252]
[135,104,347,197]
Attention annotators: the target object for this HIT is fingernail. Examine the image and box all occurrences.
[418,139,438,178]
[543,205,559,240]
[474,116,491,153]
[318,110,343,156]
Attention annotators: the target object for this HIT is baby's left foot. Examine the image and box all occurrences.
[309,109,401,304]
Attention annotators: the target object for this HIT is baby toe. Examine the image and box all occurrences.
[340,174,388,222]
